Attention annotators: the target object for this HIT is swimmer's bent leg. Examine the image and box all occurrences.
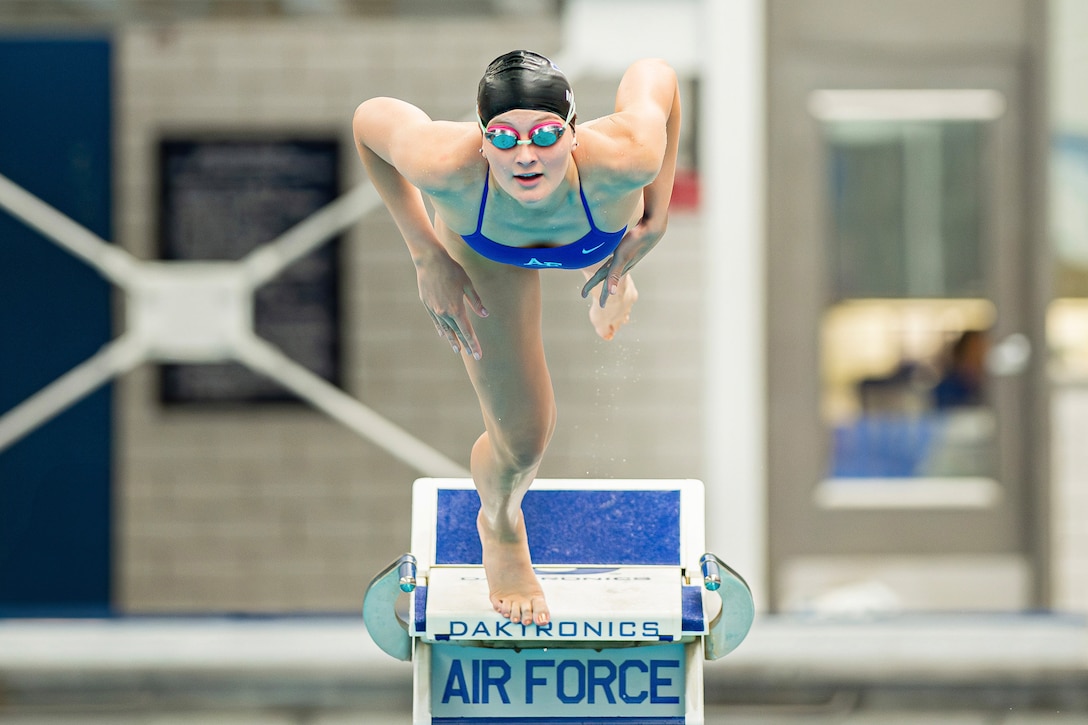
[453,258,556,626]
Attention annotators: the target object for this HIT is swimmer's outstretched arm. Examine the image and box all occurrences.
[582,59,681,307]
[353,98,488,359]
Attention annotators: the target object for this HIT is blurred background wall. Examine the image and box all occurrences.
[0,5,705,614]
[1,0,1087,620]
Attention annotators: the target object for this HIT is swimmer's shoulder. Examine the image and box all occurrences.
[354,98,482,194]
[574,117,663,193]
[395,120,485,197]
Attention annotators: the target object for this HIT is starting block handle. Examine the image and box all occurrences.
[363,553,416,662]
[700,553,723,590]
[701,552,755,660]
[397,555,418,592]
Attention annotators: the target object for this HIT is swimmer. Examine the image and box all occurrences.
[353,50,680,627]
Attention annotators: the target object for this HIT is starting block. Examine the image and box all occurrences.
[363,478,754,724]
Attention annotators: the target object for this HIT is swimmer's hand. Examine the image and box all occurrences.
[581,213,666,308]
[416,248,488,360]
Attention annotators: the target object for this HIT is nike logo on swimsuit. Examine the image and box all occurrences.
[581,240,607,254]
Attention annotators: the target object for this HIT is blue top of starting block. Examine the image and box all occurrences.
[435,488,681,566]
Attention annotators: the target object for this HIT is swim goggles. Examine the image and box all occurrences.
[477,103,576,150]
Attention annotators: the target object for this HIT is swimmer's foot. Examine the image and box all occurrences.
[477,510,550,626]
[589,274,638,341]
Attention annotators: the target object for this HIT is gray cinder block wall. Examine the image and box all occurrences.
[114,18,704,612]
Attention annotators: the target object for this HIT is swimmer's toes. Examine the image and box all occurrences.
[533,600,550,626]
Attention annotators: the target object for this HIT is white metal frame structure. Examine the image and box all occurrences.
[0,172,467,476]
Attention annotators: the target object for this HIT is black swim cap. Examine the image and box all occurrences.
[476,50,575,125]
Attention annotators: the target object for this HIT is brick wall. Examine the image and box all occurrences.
[113,18,704,611]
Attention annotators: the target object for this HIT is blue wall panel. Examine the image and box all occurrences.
[0,38,113,614]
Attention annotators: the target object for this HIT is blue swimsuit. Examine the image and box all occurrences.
[460,172,627,269]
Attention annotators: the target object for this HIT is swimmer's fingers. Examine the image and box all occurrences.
[432,310,481,361]
[430,291,485,360]
[581,254,628,308]
[455,315,482,361]
[599,260,624,309]
[417,255,486,360]
[580,259,614,306]
[463,284,489,320]
[456,283,487,360]
[583,220,664,306]
[430,312,460,352]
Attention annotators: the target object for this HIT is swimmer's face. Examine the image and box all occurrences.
[481,109,575,205]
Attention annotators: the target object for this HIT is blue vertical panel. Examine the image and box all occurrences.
[0,38,113,614]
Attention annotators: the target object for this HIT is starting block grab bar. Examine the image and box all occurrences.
[363,479,755,724]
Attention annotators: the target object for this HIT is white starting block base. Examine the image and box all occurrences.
[363,479,754,724]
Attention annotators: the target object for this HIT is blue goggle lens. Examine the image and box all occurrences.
[485,124,564,150]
